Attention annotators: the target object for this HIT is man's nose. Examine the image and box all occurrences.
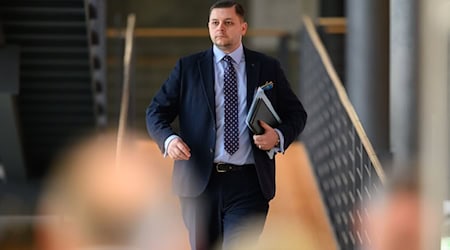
[217,22,226,30]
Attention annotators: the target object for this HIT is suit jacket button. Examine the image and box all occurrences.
[210,148,213,153]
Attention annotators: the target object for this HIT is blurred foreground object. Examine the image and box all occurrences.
[360,169,439,250]
[35,131,185,250]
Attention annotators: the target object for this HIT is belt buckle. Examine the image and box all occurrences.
[216,163,227,173]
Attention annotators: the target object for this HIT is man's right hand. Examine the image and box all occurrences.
[167,137,191,160]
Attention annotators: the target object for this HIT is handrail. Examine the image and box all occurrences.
[303,16,385,184]
[116,14,136,167]
[107,27,290,38]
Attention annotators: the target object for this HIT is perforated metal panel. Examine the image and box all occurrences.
[299,26,384,250]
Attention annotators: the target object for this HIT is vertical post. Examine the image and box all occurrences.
[346,0,390,162]
[0,40,25,180]
[0,94,27,181]
[390,0,418,169]
[0,20,26,181]
[277,33,290,71]
[418,0,450,249]
[116,14,136,168]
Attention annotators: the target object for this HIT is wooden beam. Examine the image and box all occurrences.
[317,17,346,34]
[107,27,290,38]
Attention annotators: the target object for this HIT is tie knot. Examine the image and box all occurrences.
[223,55,233,64]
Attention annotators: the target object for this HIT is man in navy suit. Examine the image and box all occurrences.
[146,1,307,249]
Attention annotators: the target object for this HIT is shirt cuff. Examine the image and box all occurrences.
[164,135,179,157]
[274,129,285,153]
[266,129,285,159]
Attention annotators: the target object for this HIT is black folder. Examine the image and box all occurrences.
[247,97,281,135]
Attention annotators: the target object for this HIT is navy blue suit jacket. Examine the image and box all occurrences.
[146,47,307,200]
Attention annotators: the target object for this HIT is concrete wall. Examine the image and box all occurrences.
[248,0,317,49]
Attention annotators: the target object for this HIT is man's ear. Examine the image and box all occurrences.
[241,22,248,35]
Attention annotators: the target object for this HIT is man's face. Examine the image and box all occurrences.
[208,6,247,54]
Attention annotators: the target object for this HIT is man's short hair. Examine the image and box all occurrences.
[209,0,246,21]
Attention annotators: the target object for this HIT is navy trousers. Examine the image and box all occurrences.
[179,166,269,250]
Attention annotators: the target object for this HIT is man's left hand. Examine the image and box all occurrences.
[253,121,279,151]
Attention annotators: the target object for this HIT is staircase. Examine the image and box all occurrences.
[0,0,106,179]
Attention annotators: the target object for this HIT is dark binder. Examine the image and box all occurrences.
[246,96,281,135]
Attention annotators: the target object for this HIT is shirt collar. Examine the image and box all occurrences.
[213,44,244,64]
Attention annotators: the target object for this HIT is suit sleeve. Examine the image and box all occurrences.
[146,59,182,153]
[273,60,307,149]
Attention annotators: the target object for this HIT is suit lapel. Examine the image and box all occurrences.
[198,49,216,120]
[245,49,260,112]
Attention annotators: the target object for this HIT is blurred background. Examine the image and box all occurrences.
[0,0,449,249]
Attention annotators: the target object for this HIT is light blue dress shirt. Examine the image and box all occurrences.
[212,44,254,165]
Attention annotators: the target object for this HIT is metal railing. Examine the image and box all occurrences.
[299,17,386,250]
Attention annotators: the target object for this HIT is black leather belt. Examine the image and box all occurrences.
[214,163,254,173]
